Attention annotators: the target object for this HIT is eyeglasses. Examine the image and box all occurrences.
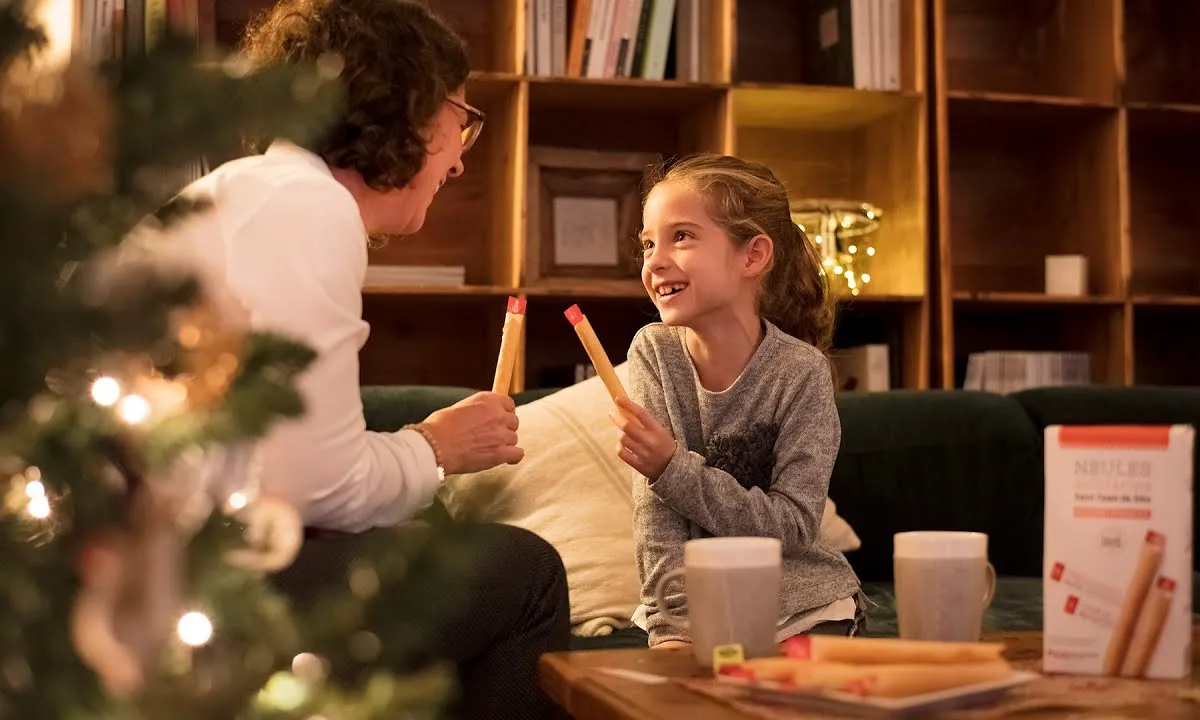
[447,97,485,153]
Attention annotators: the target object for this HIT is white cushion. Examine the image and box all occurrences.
[438,364,861,636]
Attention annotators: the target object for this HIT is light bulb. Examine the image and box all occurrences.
[27,495,50,519]
[866,246,875,256]
[228,491,248,511]
[91,377,121,406]
[177,611,213,646]
[116,394,150,424]
[862,273,871,283]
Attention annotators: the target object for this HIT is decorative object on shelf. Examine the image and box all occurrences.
[790,199,883,297]
[526,147,659,289]
[1045,255,1088,296]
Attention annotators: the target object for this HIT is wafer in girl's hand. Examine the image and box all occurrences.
[491,296,526,395]
[564,304,626,401]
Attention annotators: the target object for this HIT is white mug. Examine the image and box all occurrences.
[653,537,781,665]
[893,531,997,642]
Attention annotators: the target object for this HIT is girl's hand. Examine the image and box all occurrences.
[611,396,676,481]
[651,639,692,651]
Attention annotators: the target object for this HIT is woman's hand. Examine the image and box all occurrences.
[421,392,524,476]
[611,396,676,481]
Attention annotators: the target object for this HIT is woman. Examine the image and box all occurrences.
[166,1,571,717]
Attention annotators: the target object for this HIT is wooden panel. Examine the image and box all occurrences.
[932,0,954,387]
[1133,305,1200,386]
[946,98,1122,295]
[733,85,922,130]
[526,79,727,158]
[942,0,1118,102]
[522,296,656,389]
[736,100,926,298]
[1124,0,1200,106]
[732,0,807,84]
[368,77,521,286]
[951,304,1127,387]
[426,0,520,73]
[1127,107,1200,297]
[359,294,508,388]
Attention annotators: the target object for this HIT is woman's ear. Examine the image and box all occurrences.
[742,234,773,278]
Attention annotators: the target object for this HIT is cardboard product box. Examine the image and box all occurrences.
[1043,425,1195,679]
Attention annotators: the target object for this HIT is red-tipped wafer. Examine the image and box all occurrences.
[491,296,526,395]
[564,304,625,400]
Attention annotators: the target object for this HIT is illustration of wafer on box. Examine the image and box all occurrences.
[1043,425,1194,679]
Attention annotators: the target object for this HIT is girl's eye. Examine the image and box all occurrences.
[674,230,690,243]
[641,239,654,252]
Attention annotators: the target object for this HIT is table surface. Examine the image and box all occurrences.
[539,631,1200,719]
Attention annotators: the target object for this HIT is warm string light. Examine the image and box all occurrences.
[23,467,50,519]
[90,374,187,425]
[176,611,213,647]
[792,200,883,298]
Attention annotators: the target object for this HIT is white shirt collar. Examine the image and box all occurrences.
[265,139,333,177]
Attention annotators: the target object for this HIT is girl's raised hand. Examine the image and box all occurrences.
[610,396,677,481]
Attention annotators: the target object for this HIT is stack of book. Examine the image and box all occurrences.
[525,0,902,88]
[963,351,1091,394]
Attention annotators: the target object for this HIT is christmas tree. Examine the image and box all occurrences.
[0,2,481,717]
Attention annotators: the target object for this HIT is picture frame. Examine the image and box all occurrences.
[525,146,660,290]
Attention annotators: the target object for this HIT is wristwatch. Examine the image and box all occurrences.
[402,423,446,482]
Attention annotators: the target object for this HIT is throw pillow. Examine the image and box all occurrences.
[438,364,862,636]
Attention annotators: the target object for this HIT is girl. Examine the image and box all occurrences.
[611,153,863,649]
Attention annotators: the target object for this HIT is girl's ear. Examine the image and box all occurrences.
[742,234,773,278]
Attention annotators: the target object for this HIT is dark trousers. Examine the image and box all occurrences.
[270,522,571,720]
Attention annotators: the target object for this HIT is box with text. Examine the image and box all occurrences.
[1043,425,1194,679]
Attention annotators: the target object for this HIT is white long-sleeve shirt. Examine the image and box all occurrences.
[149,141,441,532]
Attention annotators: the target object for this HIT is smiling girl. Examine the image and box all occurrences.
[610,153,863,649]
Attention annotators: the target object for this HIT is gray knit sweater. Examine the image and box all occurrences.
[629,321,861,645]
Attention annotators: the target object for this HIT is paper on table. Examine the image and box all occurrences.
[553,196,619,267]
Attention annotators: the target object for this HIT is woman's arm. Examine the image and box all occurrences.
[626,333,693,646]
[618,359,840,556]
[223,177,443,531]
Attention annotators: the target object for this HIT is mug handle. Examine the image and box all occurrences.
[982,561,997,608]
[653,567,689,629]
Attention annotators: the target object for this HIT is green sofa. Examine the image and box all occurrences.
[360,384,1200,647]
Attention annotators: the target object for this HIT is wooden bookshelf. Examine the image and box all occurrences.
[205,0,930,393]
[931,0,1199,388]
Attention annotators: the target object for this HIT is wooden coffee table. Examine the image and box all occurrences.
[539,631,1200,719]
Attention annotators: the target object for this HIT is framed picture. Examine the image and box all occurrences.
[526,146,660,289]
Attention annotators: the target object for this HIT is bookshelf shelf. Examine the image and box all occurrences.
[933,0,1197,389]
[733,85,921,129]
[951,303,1127,388]
[950,292,1126,307]
[940,0,1118,103]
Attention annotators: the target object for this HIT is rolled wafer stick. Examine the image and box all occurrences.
[564,304,626,401]
[1102,529,1165,675]
[739,658,1013,698]
[1119,575,1176,678]
[491,296,526,395]
[781,635,1006,665]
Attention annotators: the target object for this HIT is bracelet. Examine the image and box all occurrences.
[403,423,446,480]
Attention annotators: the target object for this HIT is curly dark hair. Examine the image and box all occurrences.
[240,0,470,191]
